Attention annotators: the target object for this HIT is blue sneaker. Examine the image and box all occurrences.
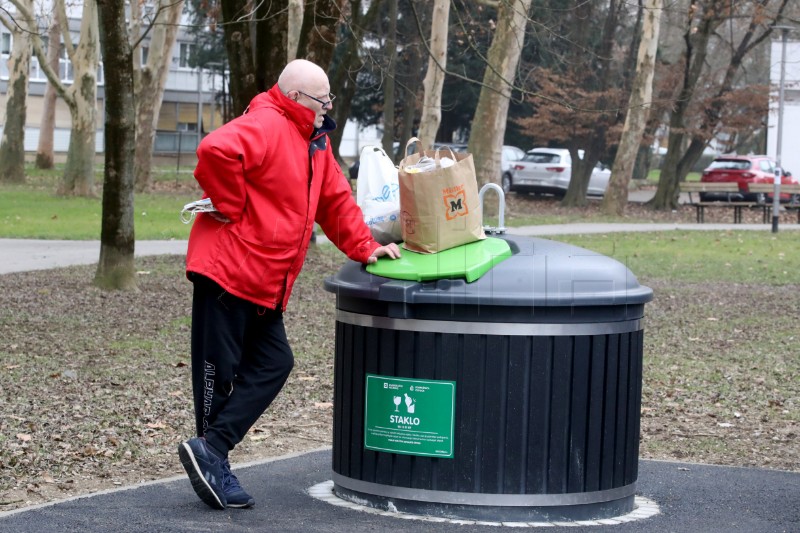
[178,437,227,509]
[222,458,255,508]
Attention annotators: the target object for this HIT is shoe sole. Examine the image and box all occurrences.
[178,442,226,510]
[227,500,255,509]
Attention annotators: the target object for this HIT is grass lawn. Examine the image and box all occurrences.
[1,165,199,240]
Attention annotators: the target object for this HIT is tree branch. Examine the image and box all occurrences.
[8,0,71,104]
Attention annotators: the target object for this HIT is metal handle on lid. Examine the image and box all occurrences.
[479,183,506,235]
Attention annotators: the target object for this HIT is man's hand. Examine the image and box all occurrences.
[367,243,401,264]
[208,211,230,223]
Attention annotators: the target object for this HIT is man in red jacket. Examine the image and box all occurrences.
[178,59,400,510]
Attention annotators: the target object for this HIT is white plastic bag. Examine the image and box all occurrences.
[356,145,401,244]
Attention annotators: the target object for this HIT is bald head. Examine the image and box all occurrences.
[278,59,333,128]
[278,59,328,93]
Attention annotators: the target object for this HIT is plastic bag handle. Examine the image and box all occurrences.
[362,145,390,159]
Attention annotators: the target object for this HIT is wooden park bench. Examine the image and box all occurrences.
[680,182,757,223]
[747,183,800,224]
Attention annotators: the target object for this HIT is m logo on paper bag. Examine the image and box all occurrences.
[442,184,469,221]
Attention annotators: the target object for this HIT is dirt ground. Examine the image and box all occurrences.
[1,192,797,511]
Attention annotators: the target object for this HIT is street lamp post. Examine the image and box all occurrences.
[772,26,793,233]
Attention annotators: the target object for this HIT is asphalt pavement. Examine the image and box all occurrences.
[0,448,797,532]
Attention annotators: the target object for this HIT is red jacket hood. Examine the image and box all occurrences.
[248,85,318,140]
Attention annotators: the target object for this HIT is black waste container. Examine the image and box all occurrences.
[323,234,653,522]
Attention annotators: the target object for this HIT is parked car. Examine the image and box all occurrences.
[501,145,525,182]
[504,148,611,196]
[700,155,798,203]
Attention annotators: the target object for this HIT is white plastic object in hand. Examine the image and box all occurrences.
[180,198,218,224]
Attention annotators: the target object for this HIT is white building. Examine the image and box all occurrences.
[767,37,800,174]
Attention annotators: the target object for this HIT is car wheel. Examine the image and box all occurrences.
[755,193,767,205]
[790,194,800,206]
[502,173,513,194]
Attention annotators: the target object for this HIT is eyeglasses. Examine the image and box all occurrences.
[296,90,336,109]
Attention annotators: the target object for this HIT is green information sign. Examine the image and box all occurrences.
[364,374,456,458]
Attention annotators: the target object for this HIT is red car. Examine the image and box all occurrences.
[700,155,799,203]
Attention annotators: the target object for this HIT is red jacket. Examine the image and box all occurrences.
[186,85,379,310]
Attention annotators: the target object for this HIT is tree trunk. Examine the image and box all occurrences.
[417,0,449,147]
[134,0,184,192]
[468,0,532,189]
[12,0,100,196]
[563,147,603,206]
[0,16,31,184]
[633,142,653,180]
[381,0,398,155]
[288,0,303,61]
[296,0,343,70]
[35,21,61,170]
[60,93,98,197]
[222,0,258,115]
[328,0,382,161]
[60,0,100,196]
[602,0,662,216]
[399,40,423,163]
[256,0,288,90]
[95,0,136,290]
[650,129,688,209]
[561,0,619,207]
[647,12,712,210]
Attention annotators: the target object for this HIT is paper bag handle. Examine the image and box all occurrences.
[404,137,423,158]
[433,145,457,162]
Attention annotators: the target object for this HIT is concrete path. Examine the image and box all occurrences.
[2,221,798,275]
[0,239,188,275]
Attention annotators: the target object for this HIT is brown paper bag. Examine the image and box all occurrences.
[398,138,485,254]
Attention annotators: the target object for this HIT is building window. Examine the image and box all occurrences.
[177,122,198,132]
[141,46,149,65]
[179,43,194,69]
[1,32,10,55]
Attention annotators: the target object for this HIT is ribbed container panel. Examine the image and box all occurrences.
[332,321,643,519]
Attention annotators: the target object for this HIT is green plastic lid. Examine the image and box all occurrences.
[366,237,512,283]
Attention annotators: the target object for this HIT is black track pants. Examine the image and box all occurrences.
[190,275,294,457]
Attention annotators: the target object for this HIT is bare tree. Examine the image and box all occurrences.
[0,2,32,184]
[649,0,789,209]
[296,0,344,69]
[94,0,136,289]
[131,0,185,192]
[602,0,662,215]
[35,19,61,169]
[327,0,383,162]
[189,0,344,118]
[13,0,100,196]
[468,0,533,188]
[417,0,449,147]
